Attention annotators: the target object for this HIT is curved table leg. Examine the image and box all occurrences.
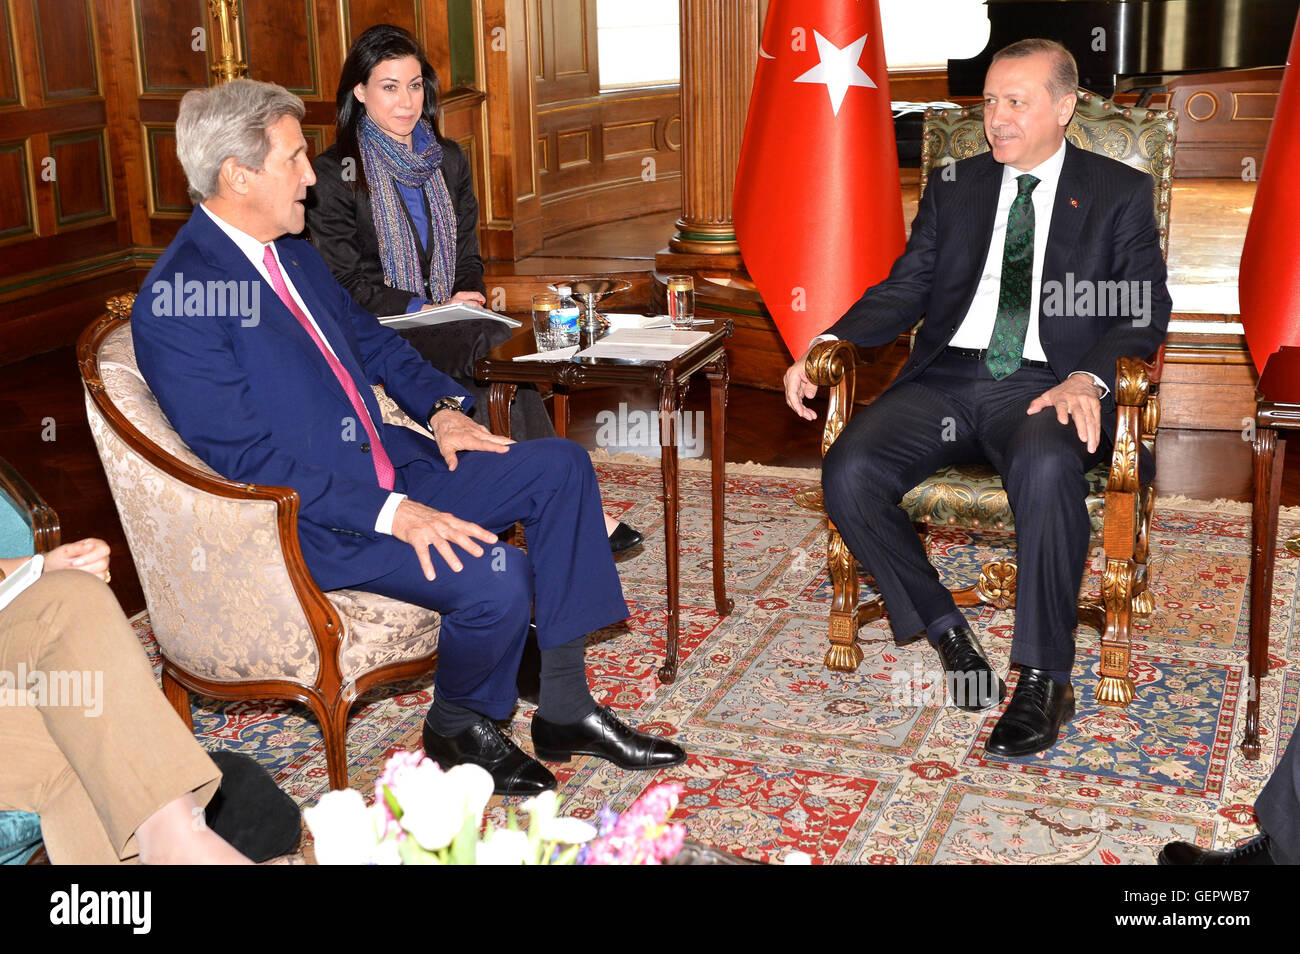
[706,357,733,617]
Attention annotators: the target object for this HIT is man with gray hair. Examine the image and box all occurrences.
[783,39,1170,756]
[131,79,685,795]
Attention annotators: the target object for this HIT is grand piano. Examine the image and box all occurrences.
[948,0,1300,98]
[947,0,1300,175]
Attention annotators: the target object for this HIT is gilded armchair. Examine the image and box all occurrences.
[796,90,1174,706]
[78,294,442,790]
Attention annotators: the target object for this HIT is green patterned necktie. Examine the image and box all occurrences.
[985,173,1040,380]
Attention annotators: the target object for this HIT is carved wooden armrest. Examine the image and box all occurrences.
[805,339,861,458]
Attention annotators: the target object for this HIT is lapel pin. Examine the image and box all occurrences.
[1070,198,1079,207]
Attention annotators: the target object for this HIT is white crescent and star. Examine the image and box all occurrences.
[792,30,876,116]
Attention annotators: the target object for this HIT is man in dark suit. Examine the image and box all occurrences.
[784,39,1170,756]
[131,79,683,795]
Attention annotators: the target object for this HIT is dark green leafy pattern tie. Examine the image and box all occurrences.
[986,173,1040,380]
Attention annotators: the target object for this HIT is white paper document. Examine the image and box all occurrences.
[513,346,579,362]
[377,301,522,331]
[576,329,710,362]
[0,554,44,613]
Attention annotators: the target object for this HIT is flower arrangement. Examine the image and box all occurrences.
[303,750,689,865]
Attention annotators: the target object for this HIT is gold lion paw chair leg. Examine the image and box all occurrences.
[796,89,1174,707]
[79,294,443,789]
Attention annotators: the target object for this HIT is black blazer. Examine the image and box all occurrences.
[826,142,1171,423]
[307,138,486,317]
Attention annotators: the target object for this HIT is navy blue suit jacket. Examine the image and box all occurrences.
[825,142,1171,429]
[132,207,470,591]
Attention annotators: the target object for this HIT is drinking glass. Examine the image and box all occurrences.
[666,275,696,329]
[531,294,564,351]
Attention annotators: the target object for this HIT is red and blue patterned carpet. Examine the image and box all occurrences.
[135,456,1299,864]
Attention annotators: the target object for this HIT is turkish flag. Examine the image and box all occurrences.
[1239,12,1300,374]
[733,0,905,359]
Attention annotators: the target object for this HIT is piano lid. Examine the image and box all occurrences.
[947,0,1300,97]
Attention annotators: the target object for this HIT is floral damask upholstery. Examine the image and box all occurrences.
[900,462,1109,534]
[80,313,440,786]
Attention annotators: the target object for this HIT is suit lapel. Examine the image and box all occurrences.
[1042,143,1086,281]
[273,242,386,427]
[949,155,1003,321]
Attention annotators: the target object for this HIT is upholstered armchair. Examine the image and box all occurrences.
[78,295,442,789]
[796,90,1174,707]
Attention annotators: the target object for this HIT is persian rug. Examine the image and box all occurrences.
[136,454,1300,864]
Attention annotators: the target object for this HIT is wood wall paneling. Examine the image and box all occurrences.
[601,118,654,159]
[133,0,209,95]
[555,127,588,168]
[242,0,320,97]
[535,0,595,103]
[33,0,99,100]
[301,122,329,160]
[49,127,113,226]
[0,0,21,107]
[142,123,190,217]
[0,140,35,242]
[340,0,420,46]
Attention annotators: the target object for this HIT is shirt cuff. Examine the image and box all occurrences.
[405,297,428,314]
[375,492,408,535]
[1069,371,1110,399]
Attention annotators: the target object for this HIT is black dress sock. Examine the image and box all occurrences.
[424,691,482,736]
[925,610,967,646]
[537,636,597,724]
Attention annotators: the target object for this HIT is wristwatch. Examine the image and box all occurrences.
[428,395,465,421]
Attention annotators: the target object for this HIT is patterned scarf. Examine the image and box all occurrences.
[357,114,458,303]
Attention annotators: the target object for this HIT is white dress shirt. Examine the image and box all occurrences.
[948,139,1066,361]
[199,204,407,533]
[811,139,1107,395]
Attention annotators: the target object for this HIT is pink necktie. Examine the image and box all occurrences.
[262,245,396,491]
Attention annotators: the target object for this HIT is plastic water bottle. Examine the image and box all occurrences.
[553,285,581,346]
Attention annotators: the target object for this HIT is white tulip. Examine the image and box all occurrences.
[782,851,814,865]
[303,789,380,865]
[476,829,532,865]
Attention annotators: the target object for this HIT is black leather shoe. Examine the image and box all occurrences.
[532,706,686,769]
[422,717,556,796]
[932,625,1005,711]
[984,667,1075,757]
[608,521,643,554]
[516,624,541,705]
[1158,833,1275,865]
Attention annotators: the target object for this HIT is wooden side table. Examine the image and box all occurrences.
[1245,347,1300,759]
[474,321,735,682]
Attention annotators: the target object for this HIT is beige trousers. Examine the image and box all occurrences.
[0,570,220,863]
